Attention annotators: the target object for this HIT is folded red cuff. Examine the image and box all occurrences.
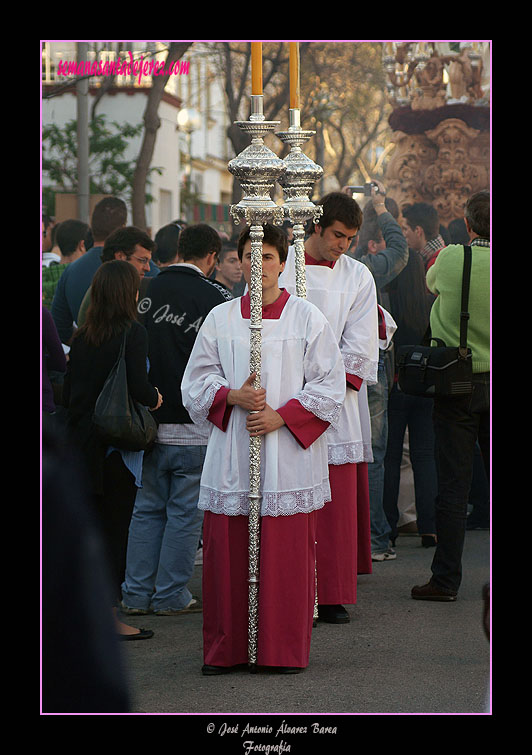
[377,305,387,340]
[276,398,330,449]
[346,373,363,391]
[207,386,233,431]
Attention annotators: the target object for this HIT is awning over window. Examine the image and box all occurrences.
[193,202,230,223]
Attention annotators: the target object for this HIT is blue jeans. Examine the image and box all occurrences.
[430,373,490,592]
[121,443,206,611]
[367,356,392,553]
[383,383,437,539]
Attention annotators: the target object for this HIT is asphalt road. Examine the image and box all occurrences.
[118,528,490,731]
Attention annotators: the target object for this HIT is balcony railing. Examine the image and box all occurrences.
[41,41,180,98]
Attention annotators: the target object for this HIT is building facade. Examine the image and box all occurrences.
[42,41,234,235]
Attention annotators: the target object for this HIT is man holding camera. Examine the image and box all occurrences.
[349,180,407,562]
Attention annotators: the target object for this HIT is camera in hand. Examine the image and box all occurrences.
[347,182,380,196]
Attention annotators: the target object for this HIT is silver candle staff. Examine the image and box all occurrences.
[276,106,323,621]
[227,93,285,671]
[276,107,323,296]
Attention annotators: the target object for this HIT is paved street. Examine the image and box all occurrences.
[118,528,490,729]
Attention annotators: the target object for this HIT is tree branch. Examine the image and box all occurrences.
[131,42,192,229]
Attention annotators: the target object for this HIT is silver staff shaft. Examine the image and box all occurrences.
[227,91,285,670]
[247,223,264,669]
[276,107,324,622]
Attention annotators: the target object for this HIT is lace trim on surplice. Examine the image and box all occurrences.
[297,390,343,429]
[188,381,224,424]
[327,440,373,465]
[198,478,331,517]
[343,352,378,385]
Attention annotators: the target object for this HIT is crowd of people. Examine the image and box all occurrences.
[42,186,490,708]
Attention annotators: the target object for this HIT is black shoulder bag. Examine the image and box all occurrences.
[92,329,158,451]
[396,245,473,398]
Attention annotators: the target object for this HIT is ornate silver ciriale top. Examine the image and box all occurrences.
[228,96,286,227]
[276,109,323,227]
[276,109,323,304]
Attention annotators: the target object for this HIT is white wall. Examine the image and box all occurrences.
[42,89,181,233]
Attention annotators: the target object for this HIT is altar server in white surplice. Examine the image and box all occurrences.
[181,223,346,675]
[279,192,379,625]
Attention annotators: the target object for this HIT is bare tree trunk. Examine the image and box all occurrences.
[131,42,192,230]
[91,43,125,121]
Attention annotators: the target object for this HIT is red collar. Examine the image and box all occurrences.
[304,250,336,268]
[240,288,290,319]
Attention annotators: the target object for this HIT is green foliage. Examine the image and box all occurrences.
[42,114,162,209]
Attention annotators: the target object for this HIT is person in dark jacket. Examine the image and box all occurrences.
[351,180,409,561]
[382,249,438,549]
[62,260,162,640]
[121,224,232,617]
[51,197,128,344]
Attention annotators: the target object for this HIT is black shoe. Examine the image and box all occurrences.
[317,604,350,624]
[118,627,154,641]
[201,663,249,676]
[201,664,231,675]
[466,519,490,530]
[421,535,437,548]
[411,580,457,602]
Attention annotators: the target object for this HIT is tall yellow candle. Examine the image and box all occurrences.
[289,42,300,109]
[251,42,262,95]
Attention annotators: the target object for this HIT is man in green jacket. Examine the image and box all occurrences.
[411,190,490,601]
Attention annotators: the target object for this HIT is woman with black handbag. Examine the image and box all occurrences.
[62,260,163,640]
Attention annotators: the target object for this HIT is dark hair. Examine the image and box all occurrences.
[101,226,156,263]
[385,250,431,345]
[84,226,94,251]
[311,192,363,235]
[178,223,221,262]
[237,224,288,263]
[218,239,239,264]
[402,202,440,240]
[91,197,128,242]
[76,260,140,347]
[55,219,89,257]
[42,214,54,230]
[50,223,60,249]
[464,190,490,239]
[355,207,384,257]
[383,196,399,219]
[447,217,470,245]
[154,222,182,265]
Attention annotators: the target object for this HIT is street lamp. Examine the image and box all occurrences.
[177,108,202,222]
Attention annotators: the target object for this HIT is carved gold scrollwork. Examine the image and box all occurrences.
[385,119,489,227]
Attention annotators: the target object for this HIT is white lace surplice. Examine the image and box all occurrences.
[279,250,379,465]
[181,295,346,517]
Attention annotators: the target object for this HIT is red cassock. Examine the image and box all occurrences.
[316,459,372,606]
[297,253,376,604]
[202,509,317,668]
[196,291,343,669]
